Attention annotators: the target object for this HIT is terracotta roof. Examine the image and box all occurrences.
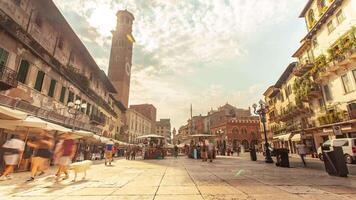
[274,62,298,88]
[299,0,314,18]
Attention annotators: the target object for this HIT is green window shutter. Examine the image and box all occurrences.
[17,60,30,83]
[47,79,56,97]
[86,103,91,115]
[0,48,9,66]
[59,86,66,103]
[67,91,74,103]
[34,70,45,92]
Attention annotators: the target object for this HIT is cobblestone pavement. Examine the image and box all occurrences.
[0,154,356,200]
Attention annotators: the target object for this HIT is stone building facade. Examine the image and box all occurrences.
[156,118,171,142]
[126,108,152,143]
[0,0,126,137]
[263,0,356,156]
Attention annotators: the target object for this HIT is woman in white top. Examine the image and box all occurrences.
[0,135,25,181]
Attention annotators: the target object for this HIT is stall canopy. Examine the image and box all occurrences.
[0,105,27,120]
[0,116,70,133]
[137,134,165,139]
[273,133,292,141]
[291,134,301,142]
[190,134,217,138]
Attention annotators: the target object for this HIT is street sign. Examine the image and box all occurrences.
[333,126,342,136]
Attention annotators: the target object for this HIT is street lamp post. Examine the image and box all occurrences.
[253,100,273,163]
[67,99,87,131]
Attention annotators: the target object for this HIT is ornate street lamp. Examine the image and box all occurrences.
[253,100,273,163]
[67,99,87,131]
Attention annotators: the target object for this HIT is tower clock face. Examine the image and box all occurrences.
[125,62,131,76]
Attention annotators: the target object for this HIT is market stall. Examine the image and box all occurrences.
[137,134,165,159]
[188,134,217,159]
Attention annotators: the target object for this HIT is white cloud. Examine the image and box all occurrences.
[54,0,301,129]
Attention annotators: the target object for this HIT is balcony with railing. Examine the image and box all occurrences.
[293,61,314,77]
[315,27,356,82]
[0,64,18,91]
[278,104,312,122]
[90,113,106,125]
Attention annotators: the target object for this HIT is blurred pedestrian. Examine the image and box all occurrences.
[125,146,131,160]
[296,142,307,167]
[0,135,25,181]
[131,146,136,160]
[26,133,54,182]
[174,145,178,158]
[237,144,241,157]
[54,133,76,180]
[105,139,114,165]
[208,142,214,162]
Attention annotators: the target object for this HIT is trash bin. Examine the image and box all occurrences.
[322,146,348,177]
[249,148,257,161]
[275,148,289,168]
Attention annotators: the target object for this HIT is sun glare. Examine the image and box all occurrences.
[88,5,116,37]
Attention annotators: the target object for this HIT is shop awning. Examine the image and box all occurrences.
[273,133,292,141]
[291,134,301,142]
[73,130,94,138]
[0,105,27,120]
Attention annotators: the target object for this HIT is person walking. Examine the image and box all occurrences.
[296,142,307,167]
[54,133,77,180]
[237,144,241,157]
[174,145,178,158]
[0,135,25,181]
[208,142,214,162]
[105,139,114,166]
[26,134,54,182]
[131,146,136,160]
[125,146,131,160]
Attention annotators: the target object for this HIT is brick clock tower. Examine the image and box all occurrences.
[108,10,135,108]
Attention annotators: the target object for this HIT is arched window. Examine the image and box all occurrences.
[317,0,328,13]
[232,128,239,134]
[308,9,316,27]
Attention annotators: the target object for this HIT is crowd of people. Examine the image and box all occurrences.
[0,132,121,182]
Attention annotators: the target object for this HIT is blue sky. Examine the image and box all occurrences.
[54,0,307,129]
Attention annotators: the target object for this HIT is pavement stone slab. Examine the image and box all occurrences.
[112,186,158,195]
[157,186,200,195]
[68,187,117,196]
[154,195,204,200]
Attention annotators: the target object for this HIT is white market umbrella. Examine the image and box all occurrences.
[137,134,165,139]
[0,105,27,120]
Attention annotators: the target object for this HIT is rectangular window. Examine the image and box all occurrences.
[86,103,91,115]
[67,91,74,103]
[47,79,57,97]
[341,74,353,93]
[17,60,29,83]
[57,37,64,49]
[35,15,42,27]
[0,47,9,66]
[14,0,21,6]
[59,86,66,103]
[312,38,318,48]
[336,10,345,24]
[323,84,333,101]
[34,70,45,92]
[327,21,335,33]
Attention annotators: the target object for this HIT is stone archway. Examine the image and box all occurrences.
[233,139,240,150]
[242,140,249,151]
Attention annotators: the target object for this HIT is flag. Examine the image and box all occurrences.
[126,34,135,43]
